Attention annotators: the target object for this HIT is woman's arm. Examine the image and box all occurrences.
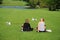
[21,24,24,27]
[37,22,40,31]
[44,24,46,29]
[28,23,31,28]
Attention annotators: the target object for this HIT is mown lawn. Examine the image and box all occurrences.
[0,8,60,40]
[1,0,27,6]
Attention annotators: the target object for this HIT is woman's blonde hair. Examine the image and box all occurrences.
[25,19,29,23]
[40,18,44,21]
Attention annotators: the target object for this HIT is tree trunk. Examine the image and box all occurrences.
[49,5,56,11]
[49,6,52,11]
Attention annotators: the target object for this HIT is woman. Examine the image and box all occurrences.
[21,19,33,31]
[37,18,46,32]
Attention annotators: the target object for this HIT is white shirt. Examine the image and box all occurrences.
[38,22,45,31]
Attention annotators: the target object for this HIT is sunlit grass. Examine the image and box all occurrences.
[0,8,60,40]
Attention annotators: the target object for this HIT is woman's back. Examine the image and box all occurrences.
[22,19,33,31]
[38,22,45,31]
[23,23,31,29]
[38,18,46,32]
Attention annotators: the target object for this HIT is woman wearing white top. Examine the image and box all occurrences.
[37,18,46,32]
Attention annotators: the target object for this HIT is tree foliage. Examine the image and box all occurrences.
[21,0,60,9]
[46,0,60,11]
[0,0,3,4]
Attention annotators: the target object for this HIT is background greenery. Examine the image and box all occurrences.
[0,0,60,10]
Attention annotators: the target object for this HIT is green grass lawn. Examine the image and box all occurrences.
[1,0,27,6]
[0,8,60,40]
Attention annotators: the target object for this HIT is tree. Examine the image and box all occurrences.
[46,0,60,11]
[56,0,60,9]
[0,0,3,4]
[22,0,40,8]
[28,0,40,8]
[23,0,29,2]
[21,0,60,9]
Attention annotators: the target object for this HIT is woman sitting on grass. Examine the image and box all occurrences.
[21,19,33,31]
[36,18,46,32]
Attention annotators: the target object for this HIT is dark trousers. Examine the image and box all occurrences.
[39,29,46,32]
[23,28,33,31]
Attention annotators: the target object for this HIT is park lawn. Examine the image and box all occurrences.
[1,0,27,6]
[0,8,60,40]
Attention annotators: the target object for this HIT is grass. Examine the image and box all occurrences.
[0,8,60,40]
[1,0,27,6]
